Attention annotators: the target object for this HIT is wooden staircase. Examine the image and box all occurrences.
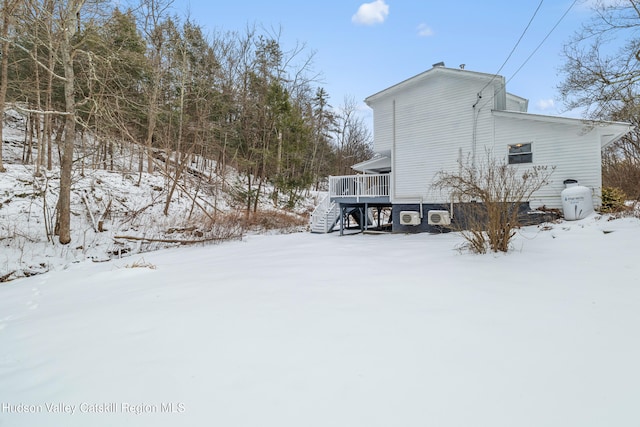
[310,195,340,233]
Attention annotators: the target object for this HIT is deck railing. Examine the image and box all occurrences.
[310,194,340,233]
[329,174,390,201]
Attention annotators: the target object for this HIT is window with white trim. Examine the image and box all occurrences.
[508,143,532,164]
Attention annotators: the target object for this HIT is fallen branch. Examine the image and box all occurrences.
[113,234,242,245]
[0,271,15,283]
[82,190,98,232]
[152,160,222,220]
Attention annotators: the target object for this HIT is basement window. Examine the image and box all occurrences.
[508,143,532,164]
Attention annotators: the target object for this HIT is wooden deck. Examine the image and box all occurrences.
[329,174,390,203]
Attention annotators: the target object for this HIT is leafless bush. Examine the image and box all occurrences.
[125,257,157,270]
[203,212,245,240]
[164,210,245,243]
[240,210,308,233]
[434,154,554,253]
[602,152,640,201]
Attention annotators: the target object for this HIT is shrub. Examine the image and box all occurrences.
[600,186,629,213]
[434,153,554,254]
[602,147,640,200]
[125,257,157,269]
[239,210,308,233]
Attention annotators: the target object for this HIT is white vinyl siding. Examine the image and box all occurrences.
[494,115,603,209]
[369,71,504,204]
[506,93,528,112]
[370,101,394,153]
[364,67,628,211]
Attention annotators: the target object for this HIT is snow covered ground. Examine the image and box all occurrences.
[0,109,313,282]
[1,214,640,427]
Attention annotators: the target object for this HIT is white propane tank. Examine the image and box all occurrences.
[561,179,594,220]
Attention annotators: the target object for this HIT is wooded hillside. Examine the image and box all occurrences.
[0,0,373,245]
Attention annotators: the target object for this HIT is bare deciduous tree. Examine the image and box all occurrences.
[136,0,174,180]
[55,0,86,244]
[560,0,640,198]
[0,0,21,173]
[333,96,373,176]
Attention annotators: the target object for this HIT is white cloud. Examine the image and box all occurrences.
[536,98,556,110]
[352,0,390,26]
[417,23,434,37]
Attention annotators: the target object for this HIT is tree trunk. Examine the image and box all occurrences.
[45,0,55,171]
[55,0,84,245]
[57,54,76,244]
[0,0,18,173]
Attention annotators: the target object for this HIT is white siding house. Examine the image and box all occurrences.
[311,64,632,234]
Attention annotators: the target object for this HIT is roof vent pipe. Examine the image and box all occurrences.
[432,61,445,68]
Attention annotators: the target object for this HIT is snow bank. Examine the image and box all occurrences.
[1,215,639,426]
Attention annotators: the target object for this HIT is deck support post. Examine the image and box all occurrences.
[364,203,369,231]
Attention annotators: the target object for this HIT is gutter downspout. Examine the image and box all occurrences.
[472,93,481,172]
[392,99,397,201]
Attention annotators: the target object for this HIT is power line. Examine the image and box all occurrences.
[477,0,545,97]
[506,0,578,85]
[475,0,579,112]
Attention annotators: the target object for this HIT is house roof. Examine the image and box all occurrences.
[365,65,504,106]
[492,110,634,147]
[351,151,391,173]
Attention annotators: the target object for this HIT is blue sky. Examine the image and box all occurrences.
[169,0,595,124]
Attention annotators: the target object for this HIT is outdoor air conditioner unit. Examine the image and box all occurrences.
[399,211,421,226]
[428,210,451,226]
